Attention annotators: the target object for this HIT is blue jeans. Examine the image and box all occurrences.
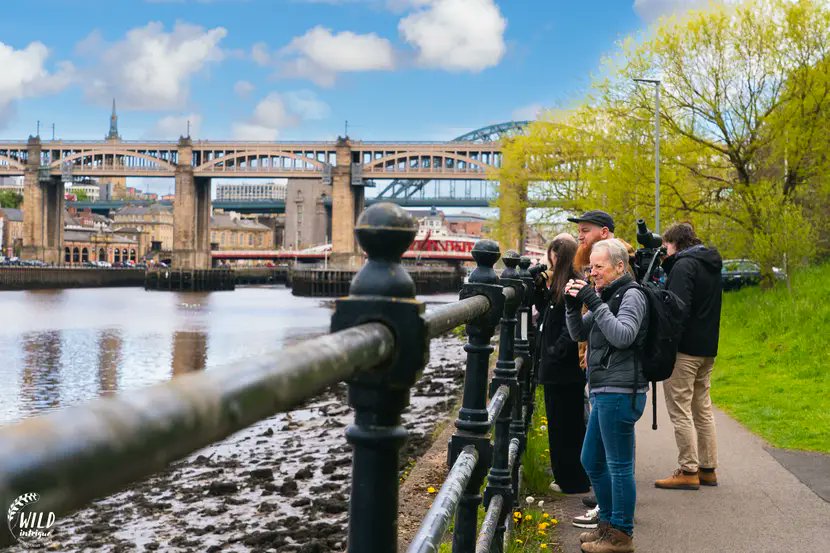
[581,392,646,535]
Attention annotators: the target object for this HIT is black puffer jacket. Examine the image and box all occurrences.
[662,245,723,357]
[534,286,584,385]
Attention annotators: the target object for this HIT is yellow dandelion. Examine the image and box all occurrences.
[515,539,523,544]
[551,518,559,525]
[540,544,548,549]
[513,511,522,518]
[426,486,436,494]
[525,514,532,521]
[542,513,549,519]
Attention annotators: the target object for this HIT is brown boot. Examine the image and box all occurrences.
[580,527,634,553]
[579,521,610,543]
[699,468,718,486]
[654,468,700,490]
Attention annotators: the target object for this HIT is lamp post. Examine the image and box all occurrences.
[634,78,661,233]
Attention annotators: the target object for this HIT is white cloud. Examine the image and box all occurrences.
[633,0,740,21]
[233,80,255,98]
[251,42,271,66]
[81,21,227,110]
[284,90,330,120]
[512,103,543,121]
[0,41,74,124]
[148,113,201,138]
[232,90,330,140]
[398,0,506,72]
[280,26,395,86]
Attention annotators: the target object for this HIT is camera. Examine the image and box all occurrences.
[528,263,548,278]
[633,219,666,286]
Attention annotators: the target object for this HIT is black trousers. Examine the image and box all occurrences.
[544,382,591,494]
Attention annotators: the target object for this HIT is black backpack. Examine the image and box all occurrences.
[610,282,686,428]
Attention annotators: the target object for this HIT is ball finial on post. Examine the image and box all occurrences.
[501,250,520,280]
[349,202,417,297]
[469,239,501,285]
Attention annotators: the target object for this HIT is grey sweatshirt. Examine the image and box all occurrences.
[566,282,648,392]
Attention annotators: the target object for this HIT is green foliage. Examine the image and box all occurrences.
[712,261,830,453]
[497,0,830,269]
[0,191,23,208]
[73,189,90,201]
[521,388,553,496]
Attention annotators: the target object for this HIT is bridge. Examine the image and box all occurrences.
[10,121,527,268]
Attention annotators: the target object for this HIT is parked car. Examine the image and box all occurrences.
[721,259,786,291]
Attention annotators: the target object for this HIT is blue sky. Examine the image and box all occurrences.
[0,0,703,143]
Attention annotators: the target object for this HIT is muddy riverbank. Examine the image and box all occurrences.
[30,334,466,553]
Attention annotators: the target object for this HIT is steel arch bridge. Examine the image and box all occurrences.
[373,120,530,200]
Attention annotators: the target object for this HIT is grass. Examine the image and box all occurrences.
[711,261,830,453]
[520,389,553,496]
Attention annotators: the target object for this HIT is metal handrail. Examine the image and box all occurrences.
[406,445,480,553]
[475,494,504,553]
[486,385,510,427]
[423,294,490,338]
[0,322,393,545]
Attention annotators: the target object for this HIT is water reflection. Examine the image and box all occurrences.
[171,331,208,375]
[20,331,63,417]
[97,331,122,395]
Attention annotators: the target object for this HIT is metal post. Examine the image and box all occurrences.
[331,203,428,553]
[484,250,523,553]
[450,240,504,553]
[654,83,661,234]
[517,256,537,430]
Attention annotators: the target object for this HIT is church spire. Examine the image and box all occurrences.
[107,98,120,140]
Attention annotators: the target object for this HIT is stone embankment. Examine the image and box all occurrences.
[31,334,466,553]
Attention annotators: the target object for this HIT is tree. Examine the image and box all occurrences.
[0,191,23,209]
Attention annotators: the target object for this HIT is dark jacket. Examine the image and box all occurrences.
[662,245,723,357]
[533,285,584,385]
[566,274,648,391]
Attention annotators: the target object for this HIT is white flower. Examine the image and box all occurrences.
[525,496,535,504]
[539,425,547,431]
[538,500,545,507]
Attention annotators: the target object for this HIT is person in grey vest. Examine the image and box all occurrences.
[565,238,648,553]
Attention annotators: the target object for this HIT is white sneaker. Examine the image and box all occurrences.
[549,482,563,493]
[572,506,600,529]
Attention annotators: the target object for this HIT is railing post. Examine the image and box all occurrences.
[484,250,523,553]
[449,240,504,553]
[331,203,428,553]
[517,256,538,430]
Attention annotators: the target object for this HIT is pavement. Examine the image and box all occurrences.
[555,388,830,553]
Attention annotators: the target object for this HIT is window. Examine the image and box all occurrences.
[72,247,80,263]
[114,249,120,263]
[130,249,136,261]
[99,248,106,261]
[64,247,70,263]
[249,234,253,246]
[81,248,89,262]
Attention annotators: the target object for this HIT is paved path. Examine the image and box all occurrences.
[558,388,830,552]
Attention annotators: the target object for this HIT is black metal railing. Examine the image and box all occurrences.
[0,202,541,552]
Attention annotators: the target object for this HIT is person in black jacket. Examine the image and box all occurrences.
[653,222,724,491]
[533,233,591,494]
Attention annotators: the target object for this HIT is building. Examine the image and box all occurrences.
[0,208,23,257]
[65,183,102,201]
[215,181,287,202]
[63,209,139,264]
[445,211,490,237]
[284,178,330,249]
[210,212,273,250]
[111,204,175,254]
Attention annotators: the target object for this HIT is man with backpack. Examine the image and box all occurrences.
[653,222,723,490]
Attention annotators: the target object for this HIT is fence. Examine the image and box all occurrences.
[0,202,540,552]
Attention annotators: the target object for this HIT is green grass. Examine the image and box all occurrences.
[521,389,553,495]
[711,261,830,453]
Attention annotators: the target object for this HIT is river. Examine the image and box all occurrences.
[0,285,459,425]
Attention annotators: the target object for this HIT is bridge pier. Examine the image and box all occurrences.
[22,137,64,264]
[330,137,364,267]
[172,137,211,270]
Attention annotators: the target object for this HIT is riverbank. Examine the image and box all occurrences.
[29,334,467,553]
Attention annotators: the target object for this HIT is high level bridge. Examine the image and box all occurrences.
[2,121,527,268]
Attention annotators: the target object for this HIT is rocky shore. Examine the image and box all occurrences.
[34,334,466,553]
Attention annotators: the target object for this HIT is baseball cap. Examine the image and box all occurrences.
[567,210,615,233]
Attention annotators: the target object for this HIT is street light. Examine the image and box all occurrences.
[633,78,661,233]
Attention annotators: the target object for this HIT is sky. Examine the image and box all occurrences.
[0,0,715,144]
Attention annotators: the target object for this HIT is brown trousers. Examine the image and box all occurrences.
[662,353,718,472]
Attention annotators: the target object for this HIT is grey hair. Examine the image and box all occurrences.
[591,239,629,271]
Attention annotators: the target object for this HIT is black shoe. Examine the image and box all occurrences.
[582,495,598,509]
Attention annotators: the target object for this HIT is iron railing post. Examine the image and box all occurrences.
[449,240,504,553]
[331,203,428,553]
[517,256,538,431]
[484,250,523,553]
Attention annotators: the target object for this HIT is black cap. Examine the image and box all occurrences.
[567,210,615,233]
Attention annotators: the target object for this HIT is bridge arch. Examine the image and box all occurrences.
[49,149,177,172]
[364,151,495,173]
[194,150,328,172]
[452,120,530,142]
